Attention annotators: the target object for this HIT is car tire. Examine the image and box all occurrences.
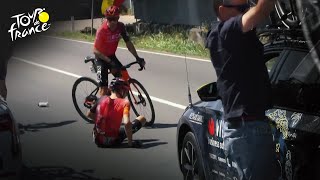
[180,132,205,180]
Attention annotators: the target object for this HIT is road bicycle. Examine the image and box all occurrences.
[251,0,320,66]
[250,0,302,28]
[274,0,319,67]
[295,0,320,67]
[72,56,155,126]
[274,0,301,29]
[250,0,318,33]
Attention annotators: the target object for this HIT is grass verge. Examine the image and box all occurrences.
[49,31,210,59]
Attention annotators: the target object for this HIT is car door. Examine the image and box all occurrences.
[205,106,235,179]
[266,45,320,179]
[195,85,237,179]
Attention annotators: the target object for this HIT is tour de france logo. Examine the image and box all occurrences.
[8,8,51,41]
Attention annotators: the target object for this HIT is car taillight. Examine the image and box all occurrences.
[0,115,12,132]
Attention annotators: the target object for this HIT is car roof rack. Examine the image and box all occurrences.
[257,26,307,47]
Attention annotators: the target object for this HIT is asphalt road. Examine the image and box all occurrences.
[6,35,216,180]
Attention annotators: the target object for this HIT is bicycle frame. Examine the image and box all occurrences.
[100,62,146,107]
[119,69,146,106]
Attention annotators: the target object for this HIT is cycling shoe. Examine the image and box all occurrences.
[84,95,97,108]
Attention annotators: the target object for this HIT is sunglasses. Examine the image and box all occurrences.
[223,3,250,13]
[107,17,119,22]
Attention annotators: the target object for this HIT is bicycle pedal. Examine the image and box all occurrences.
[84,103,92,109]
[84,100,95,108]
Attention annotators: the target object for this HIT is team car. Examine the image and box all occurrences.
[0,99,22,180]
[176,28,320,180]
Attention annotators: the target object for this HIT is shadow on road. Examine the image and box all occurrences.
[138,139,168,149]
[21,165,122,180]
[100,139,168,149]
[18,120,77,134]
[144,123,177,129]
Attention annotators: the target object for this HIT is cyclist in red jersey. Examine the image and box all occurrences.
[86,78,146,148]
[93,5,145,96]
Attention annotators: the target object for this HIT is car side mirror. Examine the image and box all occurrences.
[197,82,220,101]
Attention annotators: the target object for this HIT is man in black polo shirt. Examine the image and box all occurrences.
[206,0,277,179]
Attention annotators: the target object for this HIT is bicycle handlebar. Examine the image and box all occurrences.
[122,61,145,71]
[84,56,145,71]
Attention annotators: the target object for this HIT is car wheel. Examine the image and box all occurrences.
[180,132,205,180]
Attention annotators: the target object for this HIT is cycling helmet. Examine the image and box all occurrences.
[109,78,129,92]
[105,5,120,18]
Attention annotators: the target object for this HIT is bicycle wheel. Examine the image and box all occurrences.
[72,77,99,124]
[275,0,300,28]
[296,0,320,70]
[127,79,155,127]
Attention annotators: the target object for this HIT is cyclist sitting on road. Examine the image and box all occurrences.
[86,78,146,148]
[93,5,145,96]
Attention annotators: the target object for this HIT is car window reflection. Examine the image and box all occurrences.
[290,52,320,84]
[266,56,279,73]
[276,50,307,82]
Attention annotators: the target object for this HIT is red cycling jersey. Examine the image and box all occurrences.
[94,22,129,57]
[94,96,130,138]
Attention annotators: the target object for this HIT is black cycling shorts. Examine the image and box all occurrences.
[115,119,142,144]
[95,119,142,147]
[95,55,123,87]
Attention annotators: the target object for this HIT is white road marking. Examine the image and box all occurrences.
[13,56,187,110]
[42,35,211,62]
[13,57,81,78]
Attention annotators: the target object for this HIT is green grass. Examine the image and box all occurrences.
[50,31,210,59]
[129,32,209,58]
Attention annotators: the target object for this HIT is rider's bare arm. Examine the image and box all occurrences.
[242,0,276,32]
[93,47,112,63]
[123,113,133,146]
[120,25,139,59]
[126,41,140,59]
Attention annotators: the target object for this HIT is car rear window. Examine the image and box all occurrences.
[276,50,309,82]
[290,52,320,84]
[272,48,320,115]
